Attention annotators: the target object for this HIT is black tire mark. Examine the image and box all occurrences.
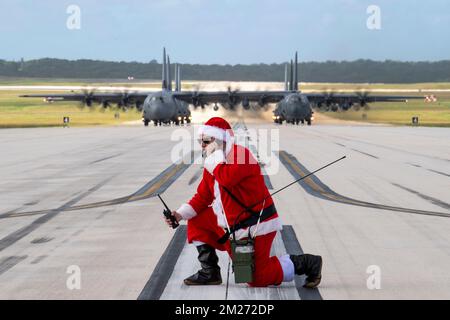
[391,183,450,211]
[1,160,192,219]
[279,151,450,219]
[0,256,27,276]
[0,177,112,252]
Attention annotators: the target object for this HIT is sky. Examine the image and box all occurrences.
[1,0,449,64]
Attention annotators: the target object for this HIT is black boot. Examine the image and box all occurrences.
[290,254,322,289]
[184,244,222,285]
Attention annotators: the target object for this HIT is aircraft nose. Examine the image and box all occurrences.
[147,101,168,120]
[288,101,305,117]
[147,101,161,120]
[287,102,298,114]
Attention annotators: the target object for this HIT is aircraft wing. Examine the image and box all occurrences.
[173,90,288,107]
[304,93,423,105]
[20,92,150,106]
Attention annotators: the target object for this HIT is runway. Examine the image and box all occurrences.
[0,121,449,299]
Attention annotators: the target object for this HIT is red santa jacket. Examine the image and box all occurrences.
[177,143,282,240]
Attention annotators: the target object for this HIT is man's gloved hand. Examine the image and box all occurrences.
[205,140,220,157]
[165,211,182,228]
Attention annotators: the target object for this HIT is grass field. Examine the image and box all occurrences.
[0,90,142,128]
[318,91,450,127]
[301,82,450,91]
[0,79,449,128]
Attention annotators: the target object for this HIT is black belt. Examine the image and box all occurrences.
[217,203,277,244]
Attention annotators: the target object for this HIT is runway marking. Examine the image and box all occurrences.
[406,163,422,168]
[0,177,113,252]
[30,255,47,265]
[139,225,313,300]
[30,237,54,244]
[0,160,191,219]
[244,126,273,190]
[0,256,27,276]
[427,169,450,178]
[138,225,187,300]
[280,226,323,300]
[262,172,274,190]
[350,148,379,159]
[405,163,449,178]
[310,131,450,163]
[89,153,123,165]
[279,151,450,219]
[188,167,203,186]
[391,183,450,211]
[24,201,39,206]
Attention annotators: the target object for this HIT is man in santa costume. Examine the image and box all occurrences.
[166,117,322,288]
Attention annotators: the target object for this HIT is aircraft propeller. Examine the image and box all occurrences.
[78,88,97,109]
[355,90,371,110]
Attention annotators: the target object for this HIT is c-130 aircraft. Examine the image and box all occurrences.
[21,49,421,126]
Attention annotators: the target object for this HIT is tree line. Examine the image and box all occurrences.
[1,58,449,83]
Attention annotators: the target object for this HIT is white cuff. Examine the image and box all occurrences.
[177,203,197,220]
[279,254,295,282]
[204,150,225,174]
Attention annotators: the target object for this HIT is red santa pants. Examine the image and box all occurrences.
[187,207,284,287]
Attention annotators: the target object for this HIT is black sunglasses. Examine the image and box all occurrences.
[198,138,213,145]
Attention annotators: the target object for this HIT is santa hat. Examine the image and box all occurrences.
[198,117,234,143]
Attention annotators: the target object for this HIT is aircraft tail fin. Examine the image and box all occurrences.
[284,64,288,91]
[294,52,298,91]
[167,55,172,91]
[174,63,178,91]
[162,48,167,90]
[176,65,181,91]
[289,59,293,91]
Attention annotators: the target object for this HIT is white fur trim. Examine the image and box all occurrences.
[234,216,283,240]
[204,150,225,174]
[212,180,229,229]
[199,125,233,143]
[177,203,197,220]
[193,241,206,246]
[279,254,295,282]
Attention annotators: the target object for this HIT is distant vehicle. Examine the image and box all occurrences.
[21,49,422,126]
